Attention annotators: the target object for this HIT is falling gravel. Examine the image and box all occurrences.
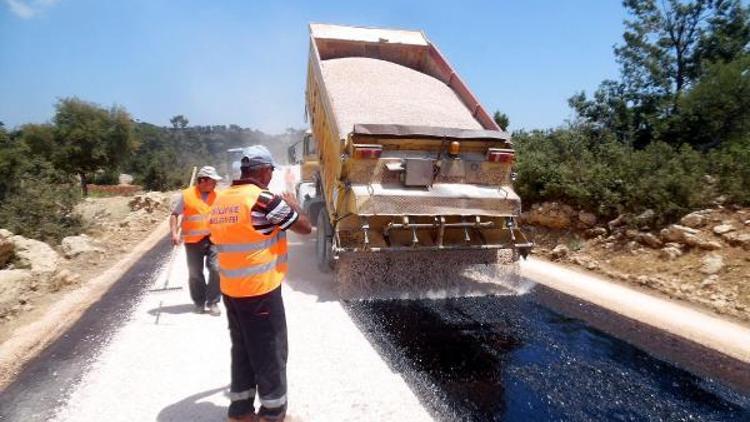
[335,249,531,300]
[321,57,482,135]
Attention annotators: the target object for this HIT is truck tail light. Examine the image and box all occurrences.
[487,148,514,164]
[448,141,460,156]
[353,144,383,159]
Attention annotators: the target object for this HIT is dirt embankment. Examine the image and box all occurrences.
[0,191,173,344]
[522,202,750,322]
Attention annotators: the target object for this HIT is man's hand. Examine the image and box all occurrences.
[171,232,182,246]
[281,191,302,213]
[281,191,312,235]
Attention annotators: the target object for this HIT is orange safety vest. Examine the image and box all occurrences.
[208,184,289,298]
[181,187,216,244]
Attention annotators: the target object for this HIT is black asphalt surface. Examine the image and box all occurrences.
[347,286,750,421]
[0,237,172,422]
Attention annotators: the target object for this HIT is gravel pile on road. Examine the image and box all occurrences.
[335,249,529,300]
[321,57,482,135]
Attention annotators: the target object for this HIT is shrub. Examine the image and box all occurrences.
[0,177,82,243]
[708,136,750,205]
[92,168,120,185]
[514,126,712,225]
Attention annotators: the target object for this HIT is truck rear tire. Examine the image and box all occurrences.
[316,210,334,273]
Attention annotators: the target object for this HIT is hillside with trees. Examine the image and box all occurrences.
[0,98,304,242]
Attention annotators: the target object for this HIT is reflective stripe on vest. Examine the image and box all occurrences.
[215,231,286,253]
[181,187,216,243]
[220,250,288,278]
[184,229,211,237]
[208,184,289,298]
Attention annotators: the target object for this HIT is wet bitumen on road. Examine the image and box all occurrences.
[346,289,750,422]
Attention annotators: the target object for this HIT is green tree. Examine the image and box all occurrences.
[571,0,750,147]
[695,0,750,66]
[493,111,510,130]
[0,125,28,201]
[52,98,138,196]
[667,54,750,148]
[170,114,189,129]
[18,123,56,161]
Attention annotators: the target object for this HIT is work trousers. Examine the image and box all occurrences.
[224,287,288,419]
[184,237,220,307]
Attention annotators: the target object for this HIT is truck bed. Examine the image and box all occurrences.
[320,57,483,135]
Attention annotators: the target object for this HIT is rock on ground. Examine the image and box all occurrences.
[550,244,570,260]
[0,269,34,317]
[0,229,14,268]
[680,213,706,228]
[61,235,104,259]
[699,254,724,275]
[721,231,750,250]
[712,224,736,235]
[521,202,576,229]
[578,211,597,227]
[659,247,683,260]
[128,192,170,213]
[11,235,59,275]
[637,233,663,249]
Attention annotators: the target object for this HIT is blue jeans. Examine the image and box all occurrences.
[184,237,220,307]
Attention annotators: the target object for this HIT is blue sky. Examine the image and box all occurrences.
[0,0,627,133]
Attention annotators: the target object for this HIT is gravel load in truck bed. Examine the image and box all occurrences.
[320,57,483,135]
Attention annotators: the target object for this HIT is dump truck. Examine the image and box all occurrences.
[302,23,531,290]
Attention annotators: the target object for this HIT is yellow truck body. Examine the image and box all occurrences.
[303,23,531,271]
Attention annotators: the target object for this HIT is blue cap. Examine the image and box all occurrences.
[241,145,276,169]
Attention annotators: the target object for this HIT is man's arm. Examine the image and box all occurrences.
[169,214,182,245]
[170,195,184,245]
[253,190,312,235]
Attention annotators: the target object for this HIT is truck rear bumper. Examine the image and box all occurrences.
[348,183,521,216]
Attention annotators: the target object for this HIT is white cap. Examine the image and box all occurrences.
[196,166,222,180]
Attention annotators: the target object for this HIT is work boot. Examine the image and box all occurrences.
[257,406,286,422]
[227,415,255,422]
[207,303,221,316]
[228,398,254,421]
[193,304,205,314]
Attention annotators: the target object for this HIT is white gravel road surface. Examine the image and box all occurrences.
[53,169,432,422]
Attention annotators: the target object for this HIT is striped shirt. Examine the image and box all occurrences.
[233,179,299,234]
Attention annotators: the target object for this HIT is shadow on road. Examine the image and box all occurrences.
[147,303,197,316]
[157,386,228,422]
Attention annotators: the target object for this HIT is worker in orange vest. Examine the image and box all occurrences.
[170,165,223,316]
[209,146,311,422]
